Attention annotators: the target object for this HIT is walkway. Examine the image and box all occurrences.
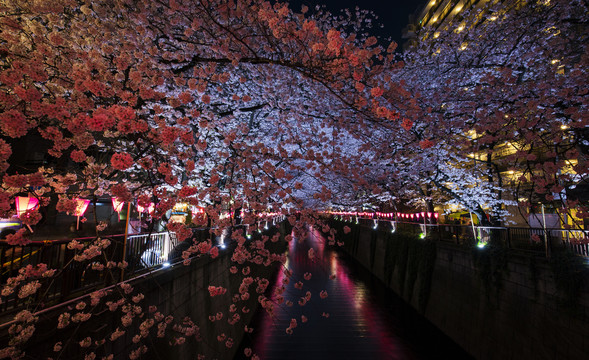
[236,226,472,360]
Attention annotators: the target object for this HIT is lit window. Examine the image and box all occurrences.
[456,24,465,33]
[433,31,440,38]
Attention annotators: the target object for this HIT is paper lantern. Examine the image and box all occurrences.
[73,199,90,217]
[434,213,439,219]
[137,202,155,214]
[16,196,39,216]
[112,197,125,212]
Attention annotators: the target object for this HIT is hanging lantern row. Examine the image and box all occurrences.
[396,212,439,220]
[328,210,439,220]
[137,202,156,215]
[17,197,90,230]
[258,212,283,218]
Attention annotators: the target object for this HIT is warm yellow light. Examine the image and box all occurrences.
[459,42,468,51]
[456,24,465,33]
[455,5,463,13]
[433,32,440,38]
[561,125,569,130]
[489,16,497,21]
[551,59,560,65]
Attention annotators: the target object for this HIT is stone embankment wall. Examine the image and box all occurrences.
[332,220,589,360]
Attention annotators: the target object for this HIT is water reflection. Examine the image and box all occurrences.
[236,225,471,360]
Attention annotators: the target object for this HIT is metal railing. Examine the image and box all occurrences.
[0,231,180,314]
[0,222,267,316]
[335,216,589,258]
[126,232,179,270]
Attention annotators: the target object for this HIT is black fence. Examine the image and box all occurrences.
[0,221,276,317]
[339,216,589,258]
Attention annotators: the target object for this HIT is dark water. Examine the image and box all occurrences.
[235,226,473,360]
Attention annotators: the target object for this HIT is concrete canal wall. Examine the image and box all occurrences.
[333,220,589,360]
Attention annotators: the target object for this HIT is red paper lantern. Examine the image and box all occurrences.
[16,196,39,216]
[73,199,90,217]
[112,197,125,212]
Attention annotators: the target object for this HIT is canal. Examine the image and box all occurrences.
[236,225,473,359]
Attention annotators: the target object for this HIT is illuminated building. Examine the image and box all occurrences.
[403,0,507,50]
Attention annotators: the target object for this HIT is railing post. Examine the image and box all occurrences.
[121,202,131,282]
[163,232,170,262]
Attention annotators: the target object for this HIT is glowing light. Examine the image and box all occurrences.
[138,202,156,215]
[162,262,171,268]
[112,197,125,212]
[459,42,468,51]
[0,222,21,229]
[477,242,487,249]
[16,196,39,216]
[419,233,426,239]
[433,32,440,38]
[73,198,90,217]
[373,219,378,230]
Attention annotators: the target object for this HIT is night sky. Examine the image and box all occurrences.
[286,0,428,46]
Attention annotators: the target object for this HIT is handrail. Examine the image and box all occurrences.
[332,217,589,258]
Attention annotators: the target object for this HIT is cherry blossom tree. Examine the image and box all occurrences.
[389,0,588,225]
[0,0,410,358]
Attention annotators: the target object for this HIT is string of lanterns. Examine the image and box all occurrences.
[326,211,439,220]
